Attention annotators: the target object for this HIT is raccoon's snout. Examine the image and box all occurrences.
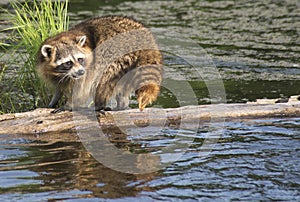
[71,69,85,79]
[77,69,85,76]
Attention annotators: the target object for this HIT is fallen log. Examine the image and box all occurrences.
[0,95,299,135]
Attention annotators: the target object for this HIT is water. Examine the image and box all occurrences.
[0,0,300,201]
[0,118,299,201]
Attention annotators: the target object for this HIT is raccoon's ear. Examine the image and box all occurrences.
[41,45,54,58]
[76,35,87,47]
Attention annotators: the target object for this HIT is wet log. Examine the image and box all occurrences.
[0,96,299,135]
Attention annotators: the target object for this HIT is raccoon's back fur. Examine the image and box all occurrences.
[37,16,163,111]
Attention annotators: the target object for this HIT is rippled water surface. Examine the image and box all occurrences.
[0,0,299,201]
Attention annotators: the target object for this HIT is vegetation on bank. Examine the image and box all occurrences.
[0,0,69,113]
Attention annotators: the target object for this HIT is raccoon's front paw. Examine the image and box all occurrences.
[51,108,63,114]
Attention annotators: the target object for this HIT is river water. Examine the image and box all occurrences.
[0,0,299,201]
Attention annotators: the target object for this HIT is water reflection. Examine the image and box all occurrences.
[0,118,299,200]
[0,133,159,200]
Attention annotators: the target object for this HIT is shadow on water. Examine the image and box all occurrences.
[0,0,299,201]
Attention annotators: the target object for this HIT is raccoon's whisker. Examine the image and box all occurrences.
[57,74,69,85]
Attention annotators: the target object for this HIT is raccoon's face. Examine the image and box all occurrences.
[40,35,91,80]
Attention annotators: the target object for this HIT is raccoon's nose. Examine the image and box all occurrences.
[77,69,85,76]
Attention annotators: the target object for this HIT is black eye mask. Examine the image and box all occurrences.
[55,61,74,72]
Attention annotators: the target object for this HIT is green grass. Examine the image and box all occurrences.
[0,0,69,113]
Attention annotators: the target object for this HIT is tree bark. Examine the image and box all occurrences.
[0,96,299,135]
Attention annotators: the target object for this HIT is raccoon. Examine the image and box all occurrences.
[37,16,163,112]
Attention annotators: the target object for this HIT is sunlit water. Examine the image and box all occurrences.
[0,0,299,201]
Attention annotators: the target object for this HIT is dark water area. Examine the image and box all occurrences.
[0,0,300,201]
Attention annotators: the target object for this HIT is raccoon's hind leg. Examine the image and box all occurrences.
[116,92,130,110]
[94,90,112,112]
[136,83,160,111]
